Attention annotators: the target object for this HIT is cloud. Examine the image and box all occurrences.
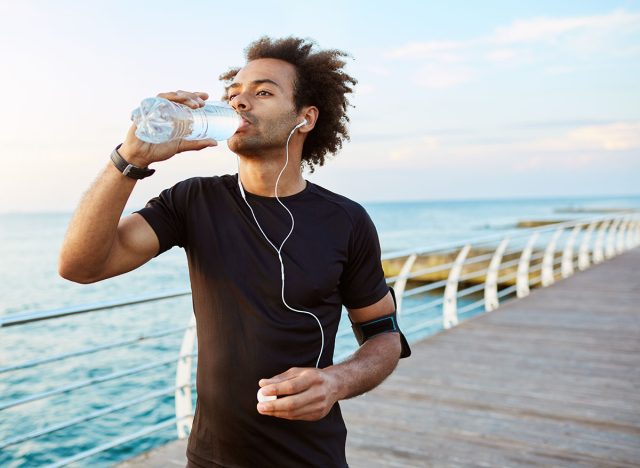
[385,9,640,87]
[485,49,517,62]
[512,154,597,173]
[491,16,593,45]
[388,9,640,58]
[413,64,474,88]
[515,121,640,153]
[567,122,640,151]
[384,40,464,61]
[343,121,639,173]
[490,9,640,45]
[389,136,440,162]
[477,121,640,155]
[544,65,575,75]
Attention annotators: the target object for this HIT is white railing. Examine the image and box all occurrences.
[1,213,638,466]
[382,213,639,325]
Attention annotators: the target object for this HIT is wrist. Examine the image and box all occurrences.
[117,143,150,168]
[323,365,347,401]
[110,143,155,180]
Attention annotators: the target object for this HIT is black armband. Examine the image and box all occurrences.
[350,287,411,358]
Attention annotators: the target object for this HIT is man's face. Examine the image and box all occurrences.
[225,58,300,156]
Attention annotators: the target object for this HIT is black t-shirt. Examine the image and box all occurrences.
[134,174,389,467]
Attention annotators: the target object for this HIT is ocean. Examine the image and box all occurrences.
[1,194,639,467]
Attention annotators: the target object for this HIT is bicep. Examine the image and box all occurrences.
[347,291,395,323]
[95,213,160,281]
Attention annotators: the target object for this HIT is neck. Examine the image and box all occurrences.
[237,149,306,198]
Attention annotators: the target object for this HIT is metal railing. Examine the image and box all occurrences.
[1,213,638,466]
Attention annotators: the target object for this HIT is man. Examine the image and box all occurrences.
[59,36,409,467]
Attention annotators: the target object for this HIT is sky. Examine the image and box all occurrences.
[0,0,639,212]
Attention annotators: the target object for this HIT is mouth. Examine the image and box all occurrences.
[236,115,253,132]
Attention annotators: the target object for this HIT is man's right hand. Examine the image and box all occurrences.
[118,90,218,167]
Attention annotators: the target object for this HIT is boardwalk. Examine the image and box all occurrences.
[120,248,640,467]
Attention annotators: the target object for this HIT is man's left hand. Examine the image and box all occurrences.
[257,367,340,421]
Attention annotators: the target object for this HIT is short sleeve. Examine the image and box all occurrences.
[339,206,390,309]
[133,182,188,257]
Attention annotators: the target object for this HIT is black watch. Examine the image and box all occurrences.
[110,143,155,179]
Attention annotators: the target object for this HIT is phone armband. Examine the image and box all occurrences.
[350,287,411,358]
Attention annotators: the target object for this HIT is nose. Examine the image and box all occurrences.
[230,91,250,112]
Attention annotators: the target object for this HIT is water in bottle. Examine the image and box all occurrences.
[131,97,241,144]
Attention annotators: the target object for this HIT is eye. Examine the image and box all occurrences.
[257,90,272,96]
[228,94,237,100]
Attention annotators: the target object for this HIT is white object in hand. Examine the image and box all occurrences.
[257,388,277,403]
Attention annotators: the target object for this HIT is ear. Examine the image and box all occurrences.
[297,106,319,134]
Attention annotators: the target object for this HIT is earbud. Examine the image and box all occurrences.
[294,119,308,130]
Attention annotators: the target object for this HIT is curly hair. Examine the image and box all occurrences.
[219,36,357,173]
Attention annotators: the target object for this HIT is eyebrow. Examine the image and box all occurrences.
[226,79,283,93]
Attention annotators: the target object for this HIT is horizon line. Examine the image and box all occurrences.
[2,192,640,215]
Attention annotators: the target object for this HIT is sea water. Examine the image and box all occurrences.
[1,194,639,466]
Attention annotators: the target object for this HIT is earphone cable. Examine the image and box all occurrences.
[235,122,325,368]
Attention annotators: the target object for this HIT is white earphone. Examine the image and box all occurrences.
[236,118,325,369]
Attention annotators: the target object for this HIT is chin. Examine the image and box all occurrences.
[227,134,246,151]
[227,135,262,157]
[227,135,239,152]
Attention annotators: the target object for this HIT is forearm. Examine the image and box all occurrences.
[325,332,402,401]
[58,160,137,281]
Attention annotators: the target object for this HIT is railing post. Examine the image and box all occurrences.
[393,253,417,314]
[616,218,629,254]
[630,220,640,248]
[578,221,596,271]
[443,244,470,329]
[542,228,562,287]
[485,238,509,312]
[625,220,635,249]
[561,225,581,278]
[175,313,197,439]
[605,218,621,259]
[517,232,538,298]
[593,220,610,264]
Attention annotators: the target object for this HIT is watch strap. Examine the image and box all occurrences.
[110,144,155,179]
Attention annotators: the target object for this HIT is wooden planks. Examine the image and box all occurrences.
[342,248,640,467]
[119,248,640,467]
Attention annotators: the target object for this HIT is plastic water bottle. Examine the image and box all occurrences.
[131,97,241,144]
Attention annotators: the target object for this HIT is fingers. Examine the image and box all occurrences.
[174,138,217,154]
[157,90,209,109]
[269,374,309,397]
[258,368,322,399]
[259,367,301,387]
[258,391,311,418]
[257,388,330,421]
